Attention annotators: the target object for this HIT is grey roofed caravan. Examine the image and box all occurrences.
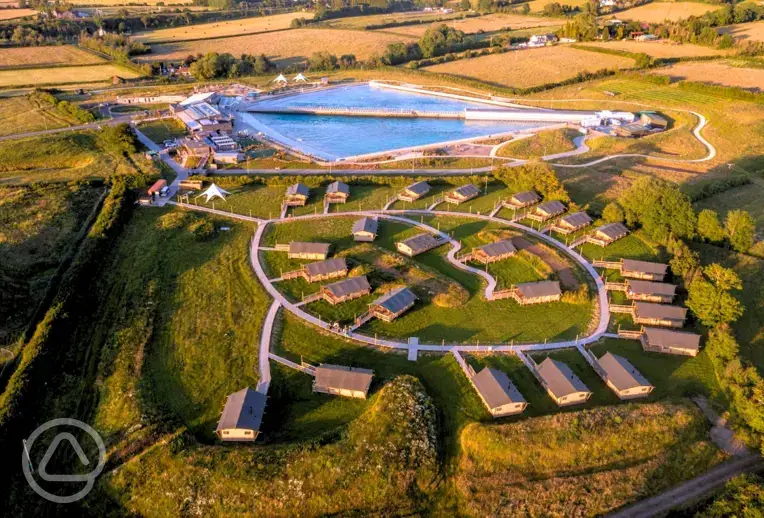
[621,259,668,277]
[633,301,687,322]
[643,327,701,352]
[352,217,378,235]
[286,183,310,197]
[558,211,593,228]
[323,276,371,299]
[516,280,562,299]
[597,352,652,391]
[399,233,441,255]
[373,287,417,314]
[596,222,630,240]
[216,388,267,433]
[404,181,430,196]
[314,364,374,394]
[289,242,331,256]
[471,367,526,408]
[326,180,350,194]
[303,258,347,278]
[628,280,677,297]
[477,239,517,258]
[537,358,589,397]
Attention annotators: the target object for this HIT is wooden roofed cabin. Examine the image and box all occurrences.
[472,239,517,264]
[588,222,630,246]
[398,181,431,202]
[632,301,687,328]
[288,241,331,260]
[552,211,593,234]
[503,190,541,210]
[626,280,676,303]
[536,357,592,407]
[370,287,417,322]
[302,258,347,283]
[445,184,480,205]
[396,233,443,257]
[471,367,528,417]
[352,217,378,242]
[597,352,654,400]
[641,327,701,357]
[313,364,373,399]
[215,387,266,442]
[511,280,562,305]
[621,259,668,281]
[320,276,371,305]
[325,180,350,204]
[528,200,566,222]
[284,183,310,206]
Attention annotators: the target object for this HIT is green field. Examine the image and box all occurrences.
[497,128,579,159]
[137,118,188,143]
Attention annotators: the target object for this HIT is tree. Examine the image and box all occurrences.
[99,123,137,156]
[419,24,466,58]
[697,209,726,243]
[460,0,470,10]
[619,176,696,243]
[494,162,570,202]
[634,52,651,69]
[308,52,338,71]
[696,474,764,518]
[667,237,699,278]
[602,202,624,223]
[725,210,755,253]
[686,264,744,326]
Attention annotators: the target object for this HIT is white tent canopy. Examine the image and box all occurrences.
[273,74,288,84]
[196,183,231,202]
[293,73,308,83]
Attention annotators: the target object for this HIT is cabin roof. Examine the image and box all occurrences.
[516,280,562,299]
[633,301,687,321]
[537,358,589,397]
[216,388,266,432]
[326,180,350,195]
[472,367,526,408]
[372,287,417,314]
[510,190,541,204]
[352,217,378,235]
[399,233,440,254]
[289,241,331,255]
[621,259,668,275]
[596,222,630,240]
[323,276,371,298]
[643,327,701,350]
[452,184,480,197]
[598,352,652,391]
[628,280,676,296]
[536,200,566,215]
[476,239,517,258]
[303,257,346,277]
[286,182,310,197]
[314,364,373,393]
[404,181,430,196]
[559,211,592,228]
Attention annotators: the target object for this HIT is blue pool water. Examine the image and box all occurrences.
[242,84,551,159]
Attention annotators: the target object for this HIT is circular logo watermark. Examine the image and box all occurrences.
[22,418,106,504]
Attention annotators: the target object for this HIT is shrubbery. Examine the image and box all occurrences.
[29,89,94,123]
[189,52,274,80]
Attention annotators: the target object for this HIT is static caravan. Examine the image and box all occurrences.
[597,352,654,400]
[536,358,592,407]
[471,367,528,417]
[313,364,373,399]
[215,388,266,442]
[641,327,701,357]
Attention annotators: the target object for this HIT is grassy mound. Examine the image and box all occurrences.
[497,128,578,159]
[456,402,725,517]
[97,376,439,516]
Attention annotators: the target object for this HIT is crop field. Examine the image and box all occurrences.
[0,45,106,69]
[322,10,465,29]
[0,96,74,136]
[695,183,764,231]
[651,60,764,91]
[580,40,730,58]
[456,401,725,517]
[424,47,634,89]
[527,0,589,12]
[139,28,411,66]
[0,7,35,19]
[374,13,561,37]
[0,64,140,88]
[719,19,764,42]
[133,12,307,43]
[616,1,721,23]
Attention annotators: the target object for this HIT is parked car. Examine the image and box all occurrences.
[159,186,170,197]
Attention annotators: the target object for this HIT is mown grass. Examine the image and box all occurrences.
[497,128,579,159]
[455,401,726,516]
[137,118,188,144]
[0,182,103,347]
[579,231,662,265]
[0,96,75,137]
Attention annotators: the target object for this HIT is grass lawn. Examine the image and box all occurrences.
[327,184,397,213]
[579,231,662,264]
[0,182,103,347]
[0,96,75,137]
[694,183,764,231]
[0,64,140,88]
[261,215,595,344]
[438,180,507,215]
[455,401,726,516]
[137,118,188,144]
[496,128,579,159]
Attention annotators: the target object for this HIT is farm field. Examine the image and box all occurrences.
[0,7,35,19]
[0,64,140,88]
[615,1,721,23]
[718,19,764,42]
[527,0,589,11]
[579,40,729,58]
[133,12,307,43]
[694,183,764,232]
[139,29,411,66]
[0,96,75,136]
[321,9,466,29]
[424,46,634,89]
[0,45,106,69]
[651,60,764,91]
[374,13,561,37]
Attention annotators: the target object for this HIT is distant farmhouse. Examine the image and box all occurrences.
[216,388,266,442]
